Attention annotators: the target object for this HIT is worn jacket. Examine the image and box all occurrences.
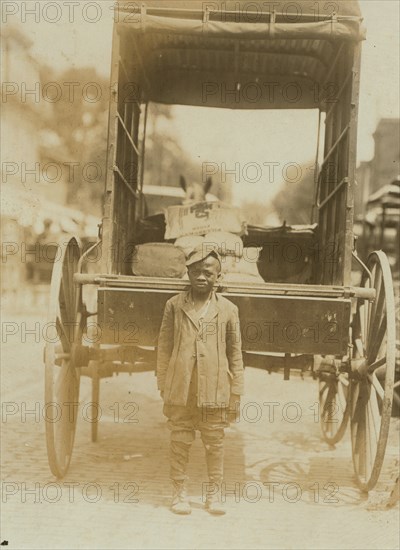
[157,290,244,407]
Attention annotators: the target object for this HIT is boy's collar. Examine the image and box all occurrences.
[184,289,218,303]
[181,290,219,328]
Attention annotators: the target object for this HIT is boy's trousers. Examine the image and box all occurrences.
[163,366,229,483]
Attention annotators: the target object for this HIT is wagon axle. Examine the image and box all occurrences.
[69,343,138,368]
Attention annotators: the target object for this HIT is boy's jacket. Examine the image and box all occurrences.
[157,290,244,407]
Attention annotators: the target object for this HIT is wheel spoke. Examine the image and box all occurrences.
[363,264,376,342]
[351,381,359,416]
[363,298,370,345]
[368,283,385,344]
[62,246,78,322]
[354,402,366,477]
[354,338,364,358]
[74,311,82,343]
[60,272,71,322]
[352,383,365,425]
[359,302,368,350]
[319,371,349,445]
[337,378,347,413]
[368,316,387,364]
[319,381,328,397]
[368,385,381,444]
[322,382,336,420]
[367,356,386,375]
[56,316,71,352]
[370,266,381,311]
[55,426,69,468]
[365,396,373,481]
[54,363,73,398]
[367,372,385,401]
[63,277,74,324]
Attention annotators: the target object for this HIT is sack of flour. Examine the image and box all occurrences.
[174,235,205,257]
[204,231,243,257]
[164,202,247,240]
[131,243,186,278]
[220,248,262,277]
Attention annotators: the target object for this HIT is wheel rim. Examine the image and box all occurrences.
[319,369,350,445]
[44,238,83,478]
[350,251,396,491]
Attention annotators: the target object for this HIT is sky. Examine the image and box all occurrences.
[6,0,400,204]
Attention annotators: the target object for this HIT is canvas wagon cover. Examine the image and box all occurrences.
[115,0,364,108]
[117,1,363,26]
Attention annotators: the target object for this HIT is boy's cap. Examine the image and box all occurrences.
[185,244,221,267]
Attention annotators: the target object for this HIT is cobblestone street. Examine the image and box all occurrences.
[1,309,399,550]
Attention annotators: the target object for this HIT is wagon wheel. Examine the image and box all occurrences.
[350,251,396,491]
[44,237,84,478]
[318,367,350,445]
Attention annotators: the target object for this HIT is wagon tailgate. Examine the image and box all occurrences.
[97,288,351,355]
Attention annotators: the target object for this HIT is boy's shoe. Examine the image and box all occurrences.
[171,481,191,515]
[205,483,226,515]
[205,496,226,515]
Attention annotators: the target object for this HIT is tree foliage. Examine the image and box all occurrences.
[272,163,316,225]
[44,72,230,215]
[41,66,109,215]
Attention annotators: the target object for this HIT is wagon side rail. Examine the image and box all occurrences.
[73,273,375,301]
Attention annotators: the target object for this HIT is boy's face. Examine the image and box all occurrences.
[187,256,221,295]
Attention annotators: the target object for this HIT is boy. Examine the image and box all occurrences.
[157,245,244,515]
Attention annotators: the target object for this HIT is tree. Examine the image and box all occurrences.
[41,66,109,215]
[272,163,315,225]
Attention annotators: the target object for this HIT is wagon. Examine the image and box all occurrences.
[360,176,400,273]
[44,0,397,492]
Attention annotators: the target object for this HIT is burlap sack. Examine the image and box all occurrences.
[131,243,186,278]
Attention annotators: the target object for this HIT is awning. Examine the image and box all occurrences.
[1,186,100,238]
[367,181,400,209]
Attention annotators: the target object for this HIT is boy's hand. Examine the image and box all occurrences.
[227,393,241,422]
